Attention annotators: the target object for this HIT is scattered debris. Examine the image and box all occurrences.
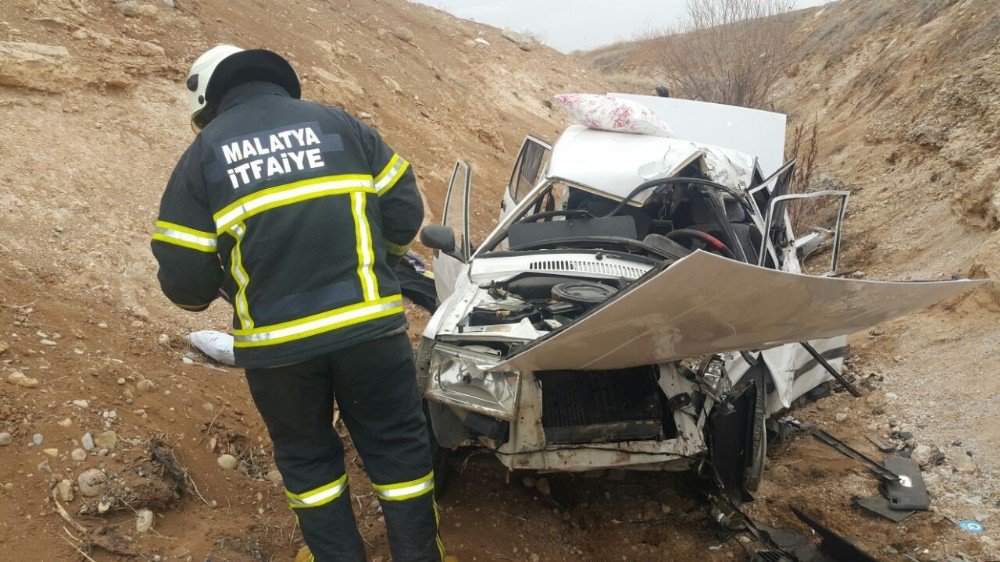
[791,507,878,561]
[785,418,930,521]
[188,331,236,366]
[958,519,984,534]
[853,495,913,523]
[865,434,896,452]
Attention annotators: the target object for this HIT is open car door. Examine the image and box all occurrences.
[500,136,551,221]
[432,160,472,303]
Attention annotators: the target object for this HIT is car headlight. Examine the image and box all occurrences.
[426,343,520,420]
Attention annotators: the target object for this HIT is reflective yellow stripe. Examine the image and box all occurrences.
[285,474,348,508]
[233,295,404,348]
[228,223,253,329]
[213,174,376,234]
[153,220,217,253]
[372,470,434,502]
[434,499,445,560]
[383,238,410,257]
[351,191,379,301]
[374,154,410,196]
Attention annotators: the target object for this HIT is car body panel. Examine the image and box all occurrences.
[612,93,787,175]
[492,251,984,372]
[547,125,756,205]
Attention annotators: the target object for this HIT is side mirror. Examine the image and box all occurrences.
[420,225,464,261]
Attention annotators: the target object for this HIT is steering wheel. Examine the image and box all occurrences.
[517,209,593,223]
[665,229,735,259]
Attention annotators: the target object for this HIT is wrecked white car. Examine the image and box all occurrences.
[415,95,981,501]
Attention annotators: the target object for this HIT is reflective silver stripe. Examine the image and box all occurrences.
[233,296,403,345]
[153,225,217,250]
[286,478,347,508]
[377,478,433,500]
[375,157,408,194]
[214,177,375,232]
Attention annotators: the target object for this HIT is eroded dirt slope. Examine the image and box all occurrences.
[0,0,607,560]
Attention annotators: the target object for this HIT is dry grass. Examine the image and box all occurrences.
[642,0,798,109]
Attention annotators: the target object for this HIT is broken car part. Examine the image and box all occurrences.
[791,507,879,562]
[798,341,861,397]
[493,252,982,372]
[785,418,930,517]
[852,495,914,523]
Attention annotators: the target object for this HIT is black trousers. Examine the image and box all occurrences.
[246,333,443,561]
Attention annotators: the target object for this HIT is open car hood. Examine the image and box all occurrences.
[493,251,986,372]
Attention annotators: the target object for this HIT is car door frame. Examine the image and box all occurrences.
[432,160,473,302]
[500,136,551,221]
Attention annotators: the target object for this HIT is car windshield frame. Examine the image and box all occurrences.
[473,176,618,262]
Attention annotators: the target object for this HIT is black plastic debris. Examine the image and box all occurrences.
[791,507,879,562]
[852,495,914,523]
[881,454,931,511]
[865,434,896,453]
[783,418,931,522]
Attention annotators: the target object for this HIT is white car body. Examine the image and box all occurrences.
[416,96,981,495]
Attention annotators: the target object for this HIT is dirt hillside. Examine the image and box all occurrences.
[1,0,998,560]
[0,0,607,560]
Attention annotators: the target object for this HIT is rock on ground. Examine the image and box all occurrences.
[393,26,414,44]
[78,469,107,497]
[7,371,39,388]
[217,454,238,471]
[94,430,118,451]
[136,508,154,533]
[501,29,535,51]
[56,479,74,502]
[0,41,75,92]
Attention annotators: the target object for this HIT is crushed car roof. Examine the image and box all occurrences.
[546,125,758,206]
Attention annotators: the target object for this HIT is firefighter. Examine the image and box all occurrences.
[151,45,443,561]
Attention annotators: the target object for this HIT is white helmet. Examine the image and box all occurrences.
[186,44,301,131]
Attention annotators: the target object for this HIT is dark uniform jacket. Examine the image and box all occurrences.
[152,81,423,368]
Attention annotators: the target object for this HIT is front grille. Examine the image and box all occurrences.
[527,259,647,279]
[536,367,667,445]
